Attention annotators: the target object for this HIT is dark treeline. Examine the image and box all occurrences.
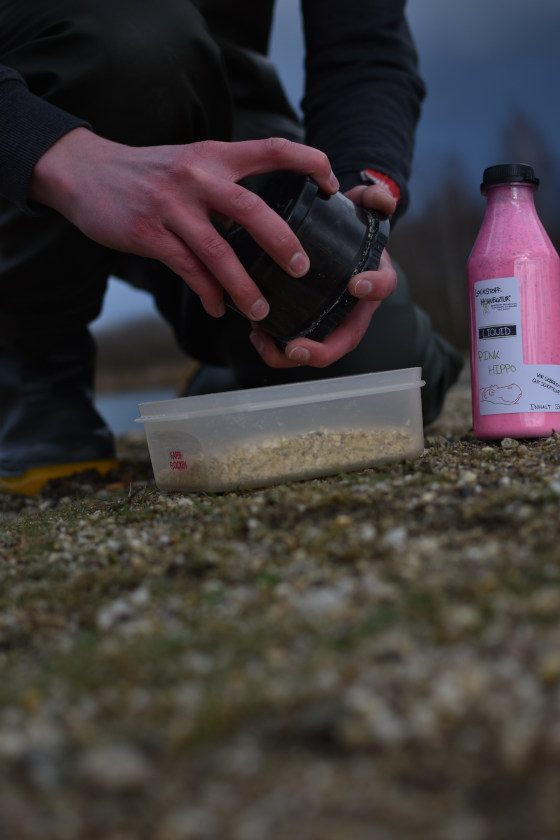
[391,110,560,350]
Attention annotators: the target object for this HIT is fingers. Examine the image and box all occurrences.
[159,138,339,320]
[246,244,395,366]
[224,137,339,196]
[347,249,397,301]
[165,201,395,328]
[165,171,316,322]
[158,230,228,318]
[345,183,397,217]
[165,197,303,321]
[163,172,397,324]
[161,222,271,320]
[249,299,380,369]
[210,180,311,273]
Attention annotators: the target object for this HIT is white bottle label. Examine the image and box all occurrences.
[474,277,560,414]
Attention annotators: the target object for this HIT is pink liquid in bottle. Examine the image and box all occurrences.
[467,163,560,439]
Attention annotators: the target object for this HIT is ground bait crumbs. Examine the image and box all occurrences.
[156,426,421,492]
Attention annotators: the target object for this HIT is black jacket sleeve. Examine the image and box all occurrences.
[301,0,425,216]
[0,65,89,212]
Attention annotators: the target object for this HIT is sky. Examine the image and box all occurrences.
[92,0,560,331]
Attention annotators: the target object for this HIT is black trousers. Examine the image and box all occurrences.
[0,0,462,425]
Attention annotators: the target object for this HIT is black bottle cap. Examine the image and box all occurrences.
[481,163,539,194]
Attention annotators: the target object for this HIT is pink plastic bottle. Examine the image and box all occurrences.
[467,163,560,439]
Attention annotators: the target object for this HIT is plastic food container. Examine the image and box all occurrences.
[135,367,425,493]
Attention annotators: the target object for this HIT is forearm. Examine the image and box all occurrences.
[0,65,89,212]
[301,0,425,216]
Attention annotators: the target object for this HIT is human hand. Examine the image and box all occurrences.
[248,183,398,369]
[28,128,339,320]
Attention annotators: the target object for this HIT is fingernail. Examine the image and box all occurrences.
[250,298,269,320]
[354,277,372,297]
[204,299,226,318]
[329,171,340,191]
[249,331,264,353]
[288,346,310,364]
[289,252,309,276]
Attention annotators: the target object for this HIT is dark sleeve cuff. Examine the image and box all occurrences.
[0,71,90,213]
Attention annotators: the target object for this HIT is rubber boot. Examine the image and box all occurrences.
[0,330,118,495]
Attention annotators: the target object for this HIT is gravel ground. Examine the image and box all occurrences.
[2,370,560,839]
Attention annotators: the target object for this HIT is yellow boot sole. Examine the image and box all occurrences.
[0,459,119,497]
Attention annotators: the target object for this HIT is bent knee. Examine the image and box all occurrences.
[87,1,232,142]
[7,0,232,143]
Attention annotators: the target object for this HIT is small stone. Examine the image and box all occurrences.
[501,437,519,449]
[80,743,152,790]
[442,604,480,636]
[296,585,350,617]
[382,526,407,550]
[129,586,151,607]
[358,523,377,541]
[96,598,136,630]
[529,587,560,616]
[537,650,560,685]
[156,807,219,840]
[441,815,488,840]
